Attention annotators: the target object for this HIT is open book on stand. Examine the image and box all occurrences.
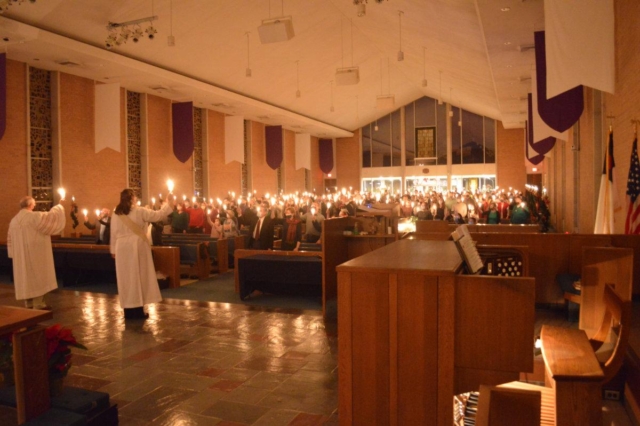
[451,224,484,274]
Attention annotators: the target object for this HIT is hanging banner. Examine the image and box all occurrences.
[265,125,283,170]
[172,102,194,163]
[224,116,244,164]
[544,0,615,97]
[0,53,6,141]
[295,133,311,170]
[531,68,567,142]
[319,138,334,174]
[528,94,556,157]
[535,31,584,134]
[94,83,121,153]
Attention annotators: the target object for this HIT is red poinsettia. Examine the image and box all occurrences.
[45,324,87,380]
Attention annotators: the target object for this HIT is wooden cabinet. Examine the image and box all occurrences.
[337,239,535,425]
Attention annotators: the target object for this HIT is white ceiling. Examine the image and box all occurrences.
[0,0,544,138]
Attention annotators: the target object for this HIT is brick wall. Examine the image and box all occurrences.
[250,121,276,194]
[336,129,360,190]
[59,73,126,236]
[146,95,193,202]
[207,109,241,198]
[310,136,324,194]
[0,60,28,239]
[496,121,526,191]
[283,129,305,193]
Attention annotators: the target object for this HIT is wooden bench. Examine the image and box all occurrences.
[499,284,631,426]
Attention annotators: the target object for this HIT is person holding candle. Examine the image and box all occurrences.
[84,208,112,244]
[110,189,174,320]
[169,202,189,233]
[7,193,66,309]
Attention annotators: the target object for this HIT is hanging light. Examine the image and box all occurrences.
[245,32,252,77]
[422,47,428,87]
[397,11,404,61]
[295,60,301,98]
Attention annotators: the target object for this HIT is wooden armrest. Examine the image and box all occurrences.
[563,292,582,304]
[540,325,604,381]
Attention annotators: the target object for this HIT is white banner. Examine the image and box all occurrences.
[545,0,615,97]
[295,133,311,170]
[94,83,121,153]
[224,115,244,164]
[532,68,568,142]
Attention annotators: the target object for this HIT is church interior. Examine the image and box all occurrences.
[0,0,639,425]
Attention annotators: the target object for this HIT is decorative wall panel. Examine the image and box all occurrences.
[126,91,142,197]
[193,107,203,197]
[29,67,52,211]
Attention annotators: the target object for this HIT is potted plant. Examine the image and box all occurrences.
[46,324,87,395]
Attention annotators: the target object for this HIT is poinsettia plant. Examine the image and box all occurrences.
[46,324,87,380]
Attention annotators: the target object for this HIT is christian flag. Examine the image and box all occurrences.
[594,131,619,234]
[625,137,640,234]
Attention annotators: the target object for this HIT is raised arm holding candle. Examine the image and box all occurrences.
[8,193,66,309]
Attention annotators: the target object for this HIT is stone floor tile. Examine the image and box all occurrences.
[288,413,328,426]
[151,410,222,425]
[119,386,197,422]
[252,408,300,426]
[201,400,270,424]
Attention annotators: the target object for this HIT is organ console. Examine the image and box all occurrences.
[337,238,535,425]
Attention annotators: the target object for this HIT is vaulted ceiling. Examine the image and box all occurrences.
[0,0,544,138]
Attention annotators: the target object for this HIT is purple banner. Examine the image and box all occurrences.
[0,53,6,140]
[526,117,549,166]
[535,31,584,133]
[528,94,556,156]
[319,138,333,174]
[172,102,194,163]
[265,125,283,170]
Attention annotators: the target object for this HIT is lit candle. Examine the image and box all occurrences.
[159,193,162,199]
[192,196,196,203]
[327,202,332,209]
[72,196,75,203]
[57,188,66,200]
[209,198,213,205]
[151,197,156,205]
[182,195,187,201]
[207,209,211,215]
[265,192,270,199]
[95,209,100,217]
[82,208,88,217]
[166,179,174,194]
[137,200,141,206]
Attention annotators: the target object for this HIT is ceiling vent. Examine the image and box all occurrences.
[257,16,294,44]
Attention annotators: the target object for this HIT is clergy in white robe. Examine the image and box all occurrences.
[110,189,174,317]
[7,196,66,308]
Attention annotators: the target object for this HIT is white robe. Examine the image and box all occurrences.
[110,203,172,308]
[7,204,66,300]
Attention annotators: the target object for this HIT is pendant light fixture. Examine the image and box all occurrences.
[397,11,404,61]
[422,47,428,87]
[295,60,301,98]
[329,80,335,112]
[167,0,175,46]
[245,32,252,77]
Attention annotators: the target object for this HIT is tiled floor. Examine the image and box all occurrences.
[0,285,339,425]
[0,284,637,425]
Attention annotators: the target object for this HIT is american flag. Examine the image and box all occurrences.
[625,138,640,234]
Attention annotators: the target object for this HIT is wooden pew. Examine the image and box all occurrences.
[475,385,541,426]
[49,243,181,289]
[496,284,632,426]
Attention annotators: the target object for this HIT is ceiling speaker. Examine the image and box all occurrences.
[258,16,295,44]
[335,67,360,85]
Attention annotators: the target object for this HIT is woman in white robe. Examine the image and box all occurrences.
[110,189,174,320]
[7,196,66,309]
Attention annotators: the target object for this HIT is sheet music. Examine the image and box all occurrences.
[451,224,483,274]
